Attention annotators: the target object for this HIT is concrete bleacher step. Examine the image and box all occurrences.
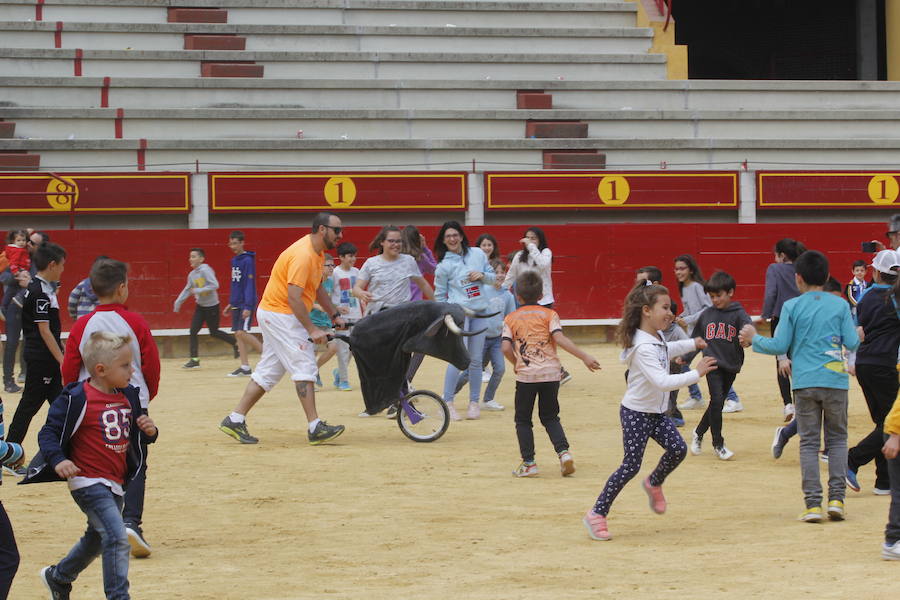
[0,0,640,28]
[11,107,900,141]
[0,22,654,54]
[5,136,900,173]
[0,150,39,169]
[6,77,900,112]
[0,48,668,79]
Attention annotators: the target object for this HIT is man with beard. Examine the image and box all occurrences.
[219,212,347,445]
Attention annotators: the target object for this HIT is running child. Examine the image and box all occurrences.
[741,250,860,523]
[330,242,362,391]
[61,258,161,558]
[688,271,752,461]
[6,242,66,448]
[34,331,158,600]
[584,283,715,541]
[223,231,262,377]
[502,271,600,478]
[173,248,237,369]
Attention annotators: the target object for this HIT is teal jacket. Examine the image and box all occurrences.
[752,291,860,390]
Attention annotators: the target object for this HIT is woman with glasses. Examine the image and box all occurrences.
[433,221,495,421]
[353,225,434,418]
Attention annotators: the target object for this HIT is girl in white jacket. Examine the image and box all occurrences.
[584,283,716,541]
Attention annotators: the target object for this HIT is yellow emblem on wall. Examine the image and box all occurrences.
[45,177,79,211]
[868,175,899,205]
[597,176,630,206]
[324,177,356,208]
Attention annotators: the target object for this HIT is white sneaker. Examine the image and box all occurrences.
[714,445,734,461]
[447,404,462,421]
[722,399,743,413]
[679,398,705,410]
[690,431,702,455]
[783,403,795,422]
[481,369,491,383]
[883,540,900,560]
[559,451,575,476]
[483,400,505,411]
[466,402,480,420]
[874,487,891,496]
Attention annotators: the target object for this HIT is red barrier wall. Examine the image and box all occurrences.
[44,222,884,331]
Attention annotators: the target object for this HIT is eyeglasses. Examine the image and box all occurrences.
[323,225,343,235]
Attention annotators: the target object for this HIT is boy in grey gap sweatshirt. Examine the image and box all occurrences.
[173,248,236,369]
[687,271,752,461]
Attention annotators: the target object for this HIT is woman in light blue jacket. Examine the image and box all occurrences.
[433,221,495,421]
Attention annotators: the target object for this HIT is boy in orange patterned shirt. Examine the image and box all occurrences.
[502,271,600,478]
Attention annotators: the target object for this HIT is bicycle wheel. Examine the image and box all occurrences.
[397,390,450,443]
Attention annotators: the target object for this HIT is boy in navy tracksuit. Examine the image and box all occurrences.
[224,230,261,377]
[26,331,158,600]
[689,271,752,461]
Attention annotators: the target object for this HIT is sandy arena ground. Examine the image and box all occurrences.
[4,343,897,599]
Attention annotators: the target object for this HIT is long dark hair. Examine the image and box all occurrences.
[773,238,807,263]
[368,225,401,255]
[401,225,424,259]
[616,283,670,348]
[517,227,548,265]
[475,233,500,261]
[433,221,470,261]
[674,254,704,292]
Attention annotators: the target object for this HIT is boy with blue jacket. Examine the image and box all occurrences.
[29,331,158,600]
[741,250,859,523]
[224,231,262,377]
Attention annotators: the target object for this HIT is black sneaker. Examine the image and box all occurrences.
[40,565,72,600]
[560,368,573,386]
[3,381,21,393]
[219,416,259,444]
[125,524,152,558]
[227,367,252,377]
[385,404,399,419]
[308,420,345,445]
[182,359,200,369]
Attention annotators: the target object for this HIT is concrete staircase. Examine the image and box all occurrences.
[1,0,900,173]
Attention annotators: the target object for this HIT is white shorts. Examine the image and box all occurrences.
[250,308,317,391]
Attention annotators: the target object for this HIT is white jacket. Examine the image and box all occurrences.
[621,329,700,414]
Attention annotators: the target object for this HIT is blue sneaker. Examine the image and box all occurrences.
[315,373,323,389]
[772,426,787,459]
[337,381,353,392]
[672,417,685,427]
[332,368,340,388]
[846,469,861,492]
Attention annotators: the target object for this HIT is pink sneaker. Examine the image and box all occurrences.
[642,477,667,514]
[466,402,480,420]
[558,451,575,476]
[583,510,611,541]
[447,404,462,421]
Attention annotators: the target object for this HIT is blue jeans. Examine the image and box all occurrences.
[453,335,506,403]
[55,483,130,600]
[442,316,487,405]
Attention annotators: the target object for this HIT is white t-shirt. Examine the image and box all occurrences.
[358,254,421,314]
[330,266,363,321]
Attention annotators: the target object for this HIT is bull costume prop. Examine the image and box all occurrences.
[350,302,491,415]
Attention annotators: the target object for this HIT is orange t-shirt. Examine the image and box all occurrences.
[501,305,563,383]
[258,235,323,314]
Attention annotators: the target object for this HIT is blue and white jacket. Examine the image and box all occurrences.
[434,247,495,313]
[229,251,257,312]
[22,381,157,486]
[0,400,24,486]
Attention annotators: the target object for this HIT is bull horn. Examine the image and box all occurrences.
[461,306,476,317]
[473,310,501,319]
[443,314,486,337]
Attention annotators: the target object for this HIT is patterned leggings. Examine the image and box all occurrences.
[593,405,687,516]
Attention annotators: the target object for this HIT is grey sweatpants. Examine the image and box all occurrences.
[794,387,849,508]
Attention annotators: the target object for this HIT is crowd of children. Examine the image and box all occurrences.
[2,218,900,598]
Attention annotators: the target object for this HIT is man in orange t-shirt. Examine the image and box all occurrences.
[219,212,347,446]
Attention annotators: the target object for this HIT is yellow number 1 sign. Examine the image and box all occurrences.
[868,175,900,205]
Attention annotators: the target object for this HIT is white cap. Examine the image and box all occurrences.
[871,249,900,274]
